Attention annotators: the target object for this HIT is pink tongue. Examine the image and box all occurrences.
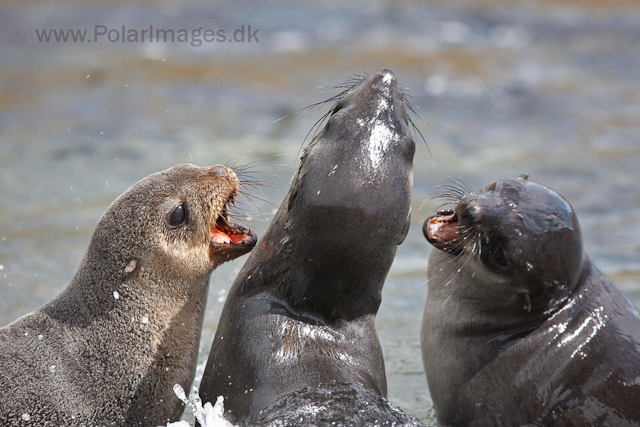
[210,229,231,244]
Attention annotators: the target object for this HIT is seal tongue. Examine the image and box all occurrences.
[211,216,253,245]
[424,210,461,252]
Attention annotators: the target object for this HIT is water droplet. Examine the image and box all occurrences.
[49,365,56,373]
[113,291,119,300]
[141,316,149,325]
[22,413,30,421]
[38,334,43,340]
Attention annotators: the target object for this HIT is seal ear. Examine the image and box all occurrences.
[518,174,529,181]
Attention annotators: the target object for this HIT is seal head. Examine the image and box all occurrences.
[424,177,584,318]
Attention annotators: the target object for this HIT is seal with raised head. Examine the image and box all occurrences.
[421,176,640,426]
[0,163,256,426]
[199,69,422,425]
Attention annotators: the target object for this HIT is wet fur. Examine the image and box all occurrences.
[199,70,423,425]
[0,164,251,426]
[422,178,640,426]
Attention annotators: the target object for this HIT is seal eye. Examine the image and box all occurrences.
[168,203,187,228]
[491,246,509,269]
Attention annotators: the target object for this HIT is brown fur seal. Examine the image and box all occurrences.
[198,70,427,426]
[0,164,257,426]
[421,176,640,426]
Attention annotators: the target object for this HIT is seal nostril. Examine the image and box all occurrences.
[209,166,228,178]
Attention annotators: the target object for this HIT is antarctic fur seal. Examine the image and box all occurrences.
[199,69,424,425]
[421,176,640,426]
[0,164,256,426]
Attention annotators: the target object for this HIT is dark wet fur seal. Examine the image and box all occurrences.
[421,176,640,426]
[249,382,424,427]
[199,70,424,425]
[0,164,256,426]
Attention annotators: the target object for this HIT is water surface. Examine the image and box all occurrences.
[1,0,639,423]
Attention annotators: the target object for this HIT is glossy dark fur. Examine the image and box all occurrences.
[422,178,640,426]
[199,70,419,425]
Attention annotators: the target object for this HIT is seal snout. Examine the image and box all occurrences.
[378,69,397,85]
[209,199,257,249]
[424,209,462,255]
[205,164,257,256]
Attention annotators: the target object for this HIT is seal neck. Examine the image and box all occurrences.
[235,207,389,323]
[41,250,210,421]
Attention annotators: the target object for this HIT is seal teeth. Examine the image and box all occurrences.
[210,212,253,246]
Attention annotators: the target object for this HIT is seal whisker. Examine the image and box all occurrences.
[433,244,477,304]
[426,226,479,295]
[238,180,283,193]
[238,182,278,204]
[402,91,430,153]
[236,190,279,208]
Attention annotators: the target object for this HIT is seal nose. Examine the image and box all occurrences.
[208,166,228,178]
[378,69,397,84]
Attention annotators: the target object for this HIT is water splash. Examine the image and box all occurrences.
[167,384,236,427]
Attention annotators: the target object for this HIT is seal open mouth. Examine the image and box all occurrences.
[424,209,462,255]
[210,202,256,249]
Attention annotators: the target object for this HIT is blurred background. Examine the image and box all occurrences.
[1,0,639,422]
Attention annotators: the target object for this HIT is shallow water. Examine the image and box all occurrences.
[1,0,639,424]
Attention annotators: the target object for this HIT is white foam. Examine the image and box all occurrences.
[170,384,236,427]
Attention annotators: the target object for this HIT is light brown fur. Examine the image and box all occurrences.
[0,164,252,426]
